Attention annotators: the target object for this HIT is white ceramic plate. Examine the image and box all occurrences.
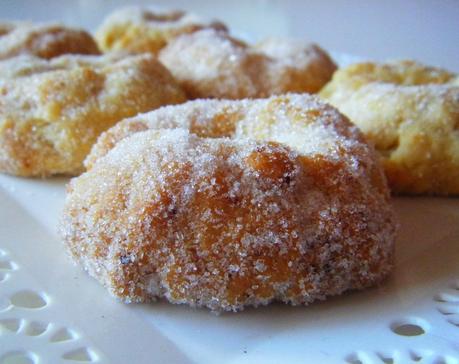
[1,172,459,364]
[1,3,459,364]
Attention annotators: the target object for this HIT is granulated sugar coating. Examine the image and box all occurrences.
[0,53,186,177]
[158,29,336,99]
[321,60,459,195]
[96,6,227,55]
[62,94,396,312]
[0,22,100,60]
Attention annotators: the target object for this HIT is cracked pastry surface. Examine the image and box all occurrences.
[0,53,186,177]
[158,29,337,99]
[96,6,227,55]
[0,21,100,60]
[62,94,396,312]
[320,60,459,195]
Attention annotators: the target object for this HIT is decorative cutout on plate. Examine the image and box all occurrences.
[1,290,49,313]
[0,318,81,343]
[345,350,457,364]
[0,249,17,285]
[0,248,101,363]
[344,313,458,363]
[390,317,429,337]
[0,350,38,364]
[0,316,98,363]
[0,318,22,334]
[435,279,459,328]
[21,320,50,337]
[9,290,48,310]
[62,347,97,362]
[0,272,8,283]
[50,327,78,343]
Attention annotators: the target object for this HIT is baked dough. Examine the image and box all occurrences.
[158,29,337,99]
[320,60,459,195]
[0,53,186,177]
[95,6,227,55]
[0,22,100,60]
[62,94,396,312]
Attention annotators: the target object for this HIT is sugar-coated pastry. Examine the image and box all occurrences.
[0,53,186,177]
[158,29,336,99]
[0,22,100,60]
[96,6,227,55]
[320,60,459,195]
[62,94,396,312]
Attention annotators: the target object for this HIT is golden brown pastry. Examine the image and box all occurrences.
[0,53,186,177]
[0,22,100,60]
[95,6,227,55]
[320,60,459,195]
[158,29,337,99]
[62,94,396,312]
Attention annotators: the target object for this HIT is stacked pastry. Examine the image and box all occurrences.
[0,7,339,178]
[96,6,337,99]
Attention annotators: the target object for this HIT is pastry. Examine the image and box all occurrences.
[158,29,336,99]
[0,53,186,176]
[0,22,100,60]
[320,60,459,195]
[62,94,396,312]
[96,6,226,55]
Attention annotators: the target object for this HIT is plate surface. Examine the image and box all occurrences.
[1,2,459,364]
[2,174,459,364]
